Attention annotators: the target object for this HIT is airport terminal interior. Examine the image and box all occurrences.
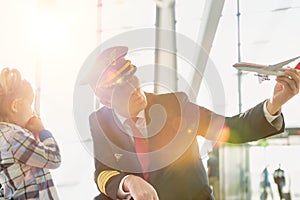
[1,0,300,199]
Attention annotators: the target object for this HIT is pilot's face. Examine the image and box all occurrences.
[98,76,147,118]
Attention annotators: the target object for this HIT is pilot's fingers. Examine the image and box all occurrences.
[284,69,300,89]
[276,74,299,95]
[284,68,300,80]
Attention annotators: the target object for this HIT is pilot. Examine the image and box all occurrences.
[80,46,300,200]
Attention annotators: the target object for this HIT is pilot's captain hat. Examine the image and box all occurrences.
[80,46,137,89]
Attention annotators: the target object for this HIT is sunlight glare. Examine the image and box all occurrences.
[34,15,66,53]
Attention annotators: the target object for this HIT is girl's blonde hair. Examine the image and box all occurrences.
[0,68,32,120]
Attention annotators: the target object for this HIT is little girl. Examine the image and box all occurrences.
[0,68,61,199]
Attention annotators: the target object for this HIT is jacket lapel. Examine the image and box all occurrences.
[99,108,146,173]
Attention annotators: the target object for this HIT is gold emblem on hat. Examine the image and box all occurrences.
[102,60,132,86]
[103,49,117,66]
[111,59,117,66]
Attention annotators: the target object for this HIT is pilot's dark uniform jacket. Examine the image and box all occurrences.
[82,46,285,200]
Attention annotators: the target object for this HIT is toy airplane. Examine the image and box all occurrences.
[233,56,300,82]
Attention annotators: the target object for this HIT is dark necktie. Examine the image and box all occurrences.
[125,118,149,181]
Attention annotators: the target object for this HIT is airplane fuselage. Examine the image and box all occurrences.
[233,63,300,76]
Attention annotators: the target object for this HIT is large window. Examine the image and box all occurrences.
[1,0,299,199]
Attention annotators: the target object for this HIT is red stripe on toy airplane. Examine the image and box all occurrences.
[233,56,300,82]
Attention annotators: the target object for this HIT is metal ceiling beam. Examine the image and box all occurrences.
[188,0,225,100]
[154,0,177,93]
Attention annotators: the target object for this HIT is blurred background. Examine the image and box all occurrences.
[0,0,299,199]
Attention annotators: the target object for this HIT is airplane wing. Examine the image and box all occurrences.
[265,56,300,70]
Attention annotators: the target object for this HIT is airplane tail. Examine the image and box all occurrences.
[295,62,300,70]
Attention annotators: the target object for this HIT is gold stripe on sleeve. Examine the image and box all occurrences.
[97,170,121,195]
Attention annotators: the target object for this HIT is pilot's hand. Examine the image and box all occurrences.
[123,175,159,200]
[267,68,300,115]
[25,115,45,140]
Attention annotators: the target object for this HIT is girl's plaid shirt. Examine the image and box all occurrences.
[0,122,61,200]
